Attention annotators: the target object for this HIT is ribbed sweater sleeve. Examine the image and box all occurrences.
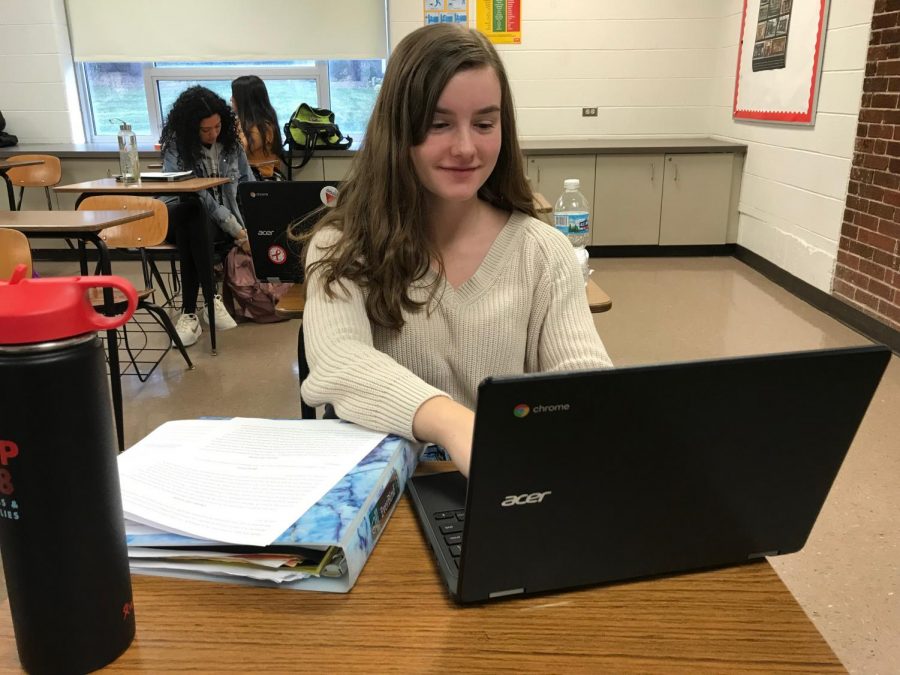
[525,224,614,372]
[300,228,449,440]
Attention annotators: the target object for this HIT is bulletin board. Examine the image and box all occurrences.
[424,0,470,26]
[733,0,831,124]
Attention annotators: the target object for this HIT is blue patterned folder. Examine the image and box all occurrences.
[125,434,420,592]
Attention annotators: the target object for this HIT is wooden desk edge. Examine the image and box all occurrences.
[0,160,45,170]
[54,177,231,192]
[275,278,611,318]
[1,209,154,231]
[0,492,841,671]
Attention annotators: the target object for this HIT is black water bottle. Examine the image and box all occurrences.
[0,266,138,673]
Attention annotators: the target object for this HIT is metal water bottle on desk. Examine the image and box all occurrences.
[114,118,141,184]
[0,266,138,673]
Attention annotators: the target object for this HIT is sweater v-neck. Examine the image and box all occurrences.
[433,211,522,305]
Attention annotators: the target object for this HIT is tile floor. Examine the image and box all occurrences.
[9,256,900,673]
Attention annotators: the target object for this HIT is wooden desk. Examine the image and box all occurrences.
[0,159,44,210]
[276,277,612,318]
[1,209,153,453]
[55,177,231,354]
[0,495,841,671]
[249,159,277,169]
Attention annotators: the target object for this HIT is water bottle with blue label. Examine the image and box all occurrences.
[553,178,591,283]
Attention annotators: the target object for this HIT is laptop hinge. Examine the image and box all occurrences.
[748,550,778,559]
[489,588,525,598]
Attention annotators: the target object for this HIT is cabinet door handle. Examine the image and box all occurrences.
[650,163,654,182]
[537,166,541,185]
[673,162,678,182]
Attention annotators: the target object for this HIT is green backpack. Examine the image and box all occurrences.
[283,103,352,176]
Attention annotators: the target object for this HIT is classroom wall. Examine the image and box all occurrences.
[0,0,83,143]
[710,0,876,292]
[390,0,720,139]
[393,0,878,297]
[3,0,881,310]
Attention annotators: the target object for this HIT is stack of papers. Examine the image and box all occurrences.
[118,418,390,586]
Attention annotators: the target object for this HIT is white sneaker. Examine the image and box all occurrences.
[201,294,237,331]
[174,313,201,347]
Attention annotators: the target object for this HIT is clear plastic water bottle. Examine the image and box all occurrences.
[553,178,591,283]
[114,119,141,184]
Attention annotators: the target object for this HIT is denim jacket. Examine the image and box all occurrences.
[162,142,254,238]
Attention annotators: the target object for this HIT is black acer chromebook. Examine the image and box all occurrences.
[238,181,339,283]
[407,345,890,603]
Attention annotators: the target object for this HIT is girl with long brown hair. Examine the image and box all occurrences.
[230,75,284,179]
[300,24,611,475]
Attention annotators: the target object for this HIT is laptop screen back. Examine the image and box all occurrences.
[451,345,889,602]
[239,181,339,283]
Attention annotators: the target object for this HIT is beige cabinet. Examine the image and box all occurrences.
[323,157,354,181]
[592,155,664,245]
[659,154,733,245]
[289,158,325,181]
[526,155,595,214]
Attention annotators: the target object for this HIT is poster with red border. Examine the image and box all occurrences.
[477,0,521,44]
[733,0,830,125]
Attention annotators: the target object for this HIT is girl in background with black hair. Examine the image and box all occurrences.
[160,85,254,347]
[231,75,284,179]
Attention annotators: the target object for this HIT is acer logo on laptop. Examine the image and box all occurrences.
[512,403,570,417]
[501,491,552,507]
[257,230,275,236]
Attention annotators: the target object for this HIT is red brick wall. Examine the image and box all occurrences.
[835,0,900,331]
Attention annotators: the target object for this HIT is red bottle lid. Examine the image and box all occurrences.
[0,265,138,345]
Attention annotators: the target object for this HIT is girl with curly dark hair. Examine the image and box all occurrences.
[231,75,284,179]
[160,86,254,346]
[298,25,612,476]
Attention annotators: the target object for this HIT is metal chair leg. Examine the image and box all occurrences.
[148,259,174,306]
[298,321,315,419]
[142,302,194,370]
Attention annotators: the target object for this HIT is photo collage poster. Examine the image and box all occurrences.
[753,0,793,71]
[424,0,469,26]
[734,0,829,124]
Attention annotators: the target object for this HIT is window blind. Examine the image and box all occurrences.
[66,0,388,62]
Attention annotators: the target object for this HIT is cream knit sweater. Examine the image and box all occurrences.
[300,211,613,440]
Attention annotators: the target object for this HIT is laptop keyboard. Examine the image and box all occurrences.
[433,509,465,568]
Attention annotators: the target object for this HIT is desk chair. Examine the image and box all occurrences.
[274,284,321,419]
[145,242,181,307]
[0,228,33,279]
[5,154,61,210]
[77,196,193,381]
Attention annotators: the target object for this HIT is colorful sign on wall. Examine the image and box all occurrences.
[476,0,521,44]
[424,0,469,26]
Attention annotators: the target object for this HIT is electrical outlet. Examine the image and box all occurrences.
[582,107,598,117]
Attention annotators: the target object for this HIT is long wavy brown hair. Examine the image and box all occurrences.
[296,24,535,331]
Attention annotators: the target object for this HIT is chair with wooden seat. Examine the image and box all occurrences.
[5,154,62,210]
[77,196,193,380]
[0,228,33,280]
[278,284,337,420]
